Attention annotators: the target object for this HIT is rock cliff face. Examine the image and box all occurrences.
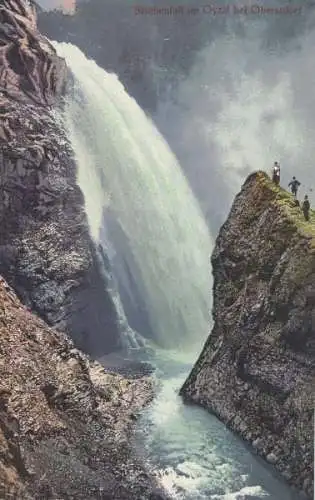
[181,172,314,499]
[0,0,121,355]
[0,275,166,499]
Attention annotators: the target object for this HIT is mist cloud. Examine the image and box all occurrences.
[154,5,315,232]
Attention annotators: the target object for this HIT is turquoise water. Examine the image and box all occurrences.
[128,346,305,500]
[54,39,307,500]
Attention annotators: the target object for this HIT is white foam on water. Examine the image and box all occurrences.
[53,41,212,350]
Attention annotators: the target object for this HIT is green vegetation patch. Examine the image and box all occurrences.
[256,172,315,249]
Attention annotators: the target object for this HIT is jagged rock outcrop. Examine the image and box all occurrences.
[0,0,66,106]
[181,172,314,499]
[0,0,121,355]
[0,275,167,499]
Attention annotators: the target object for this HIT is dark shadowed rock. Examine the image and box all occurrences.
[0,0,66,106]
[0,0,121,355]
[180,172,314,499]
[0,275,168,499]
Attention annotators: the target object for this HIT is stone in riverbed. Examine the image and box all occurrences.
[266,453,278,465]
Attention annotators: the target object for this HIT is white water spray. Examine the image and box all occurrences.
[154,23,315,228]
[54,42,212,350]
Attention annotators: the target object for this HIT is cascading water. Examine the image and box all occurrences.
[52,42,304,500]
[54,42,212,351]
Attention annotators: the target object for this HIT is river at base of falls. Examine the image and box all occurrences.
[100,345,305,500]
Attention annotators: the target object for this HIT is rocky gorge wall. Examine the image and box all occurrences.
[0,5,170,496]
[181,172,314,499]
[0,275,167,499]
[0,0,121,355]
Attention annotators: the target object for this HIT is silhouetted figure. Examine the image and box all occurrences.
[302,195,310,221]
[272,161,280,185]
[288,176,301,197]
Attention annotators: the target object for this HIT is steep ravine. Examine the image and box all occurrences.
[0,275,167,499]
[0,0,120,356]
[0,3,171,497]
[181,172,314,499]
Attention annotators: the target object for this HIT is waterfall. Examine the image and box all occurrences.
[95,243,146,350]
[54,42,212,350]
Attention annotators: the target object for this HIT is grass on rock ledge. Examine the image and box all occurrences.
[257,172,315,249]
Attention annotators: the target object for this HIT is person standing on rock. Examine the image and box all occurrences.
[272,161,280,185]
[288,176,301,197]
[302,195,310,221]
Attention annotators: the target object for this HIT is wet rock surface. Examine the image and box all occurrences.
[181,172,314,499]
[0,276,168,499]
[0,0,121,355]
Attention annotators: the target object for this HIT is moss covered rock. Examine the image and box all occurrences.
[181,171,314,499]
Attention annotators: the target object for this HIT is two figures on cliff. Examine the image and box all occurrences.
[288,176,310,220]
[288,176,310,221]
[272,161,310,221]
